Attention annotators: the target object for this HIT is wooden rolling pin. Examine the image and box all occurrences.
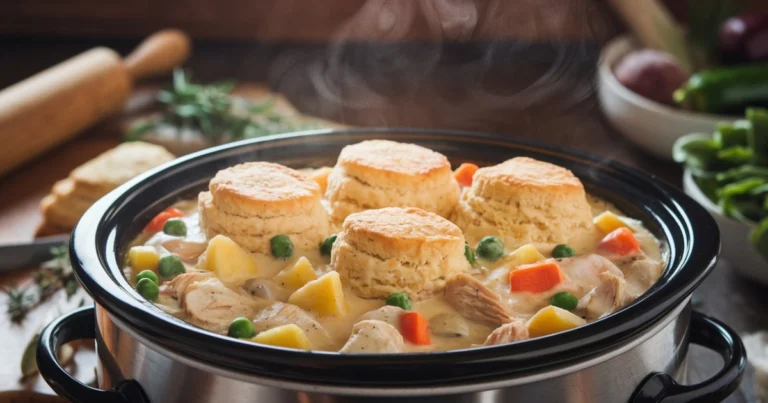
[0,29,190,176]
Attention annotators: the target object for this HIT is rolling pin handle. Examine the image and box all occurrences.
[124,29,191,81]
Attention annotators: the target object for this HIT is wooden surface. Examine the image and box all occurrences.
[0,36,766,402]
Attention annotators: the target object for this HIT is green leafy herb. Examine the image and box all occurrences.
[127,69,320,144]
[4,246,79,323]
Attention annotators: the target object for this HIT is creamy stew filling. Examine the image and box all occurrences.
[125,168,665,353]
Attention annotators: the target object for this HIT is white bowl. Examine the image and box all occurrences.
[683,170,768,285]
[597,36,735,160]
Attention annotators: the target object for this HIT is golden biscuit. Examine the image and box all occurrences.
[71,142,175,195]
[200,162,331,254]
[37,142,175,236]
[326,140,459,223]
[332,207,470,300]
[452,157,593,249]
[208,162,323,216]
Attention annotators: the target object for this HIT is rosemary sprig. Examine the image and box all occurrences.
[127,69,320,143]
[4,245,78,324]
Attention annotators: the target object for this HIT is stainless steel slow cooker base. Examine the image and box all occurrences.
[92,301,690,403]
[36,130,746,402]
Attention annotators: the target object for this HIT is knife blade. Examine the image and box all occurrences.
[0,235,70,273]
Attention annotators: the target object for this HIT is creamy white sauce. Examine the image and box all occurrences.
[125,169,665,353]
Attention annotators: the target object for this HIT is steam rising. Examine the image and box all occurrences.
[270,0,612,126]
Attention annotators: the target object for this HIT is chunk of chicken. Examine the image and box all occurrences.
[181,278,261,333]
[357,305,404,330]
[616,255,664,295]
[444,273,512,327]
[577,272,634,320]
[161,239,207,263]
[160,271,214,298]
[339,320,404,354]
[557,254,625,292]
[252,302,333,350]
[483,320,529,346]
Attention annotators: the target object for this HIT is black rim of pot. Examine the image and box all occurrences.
[70,128,719,387]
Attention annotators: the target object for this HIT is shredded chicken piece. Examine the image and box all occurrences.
[483,320,529,346]
[161,239,207,263]
[557,254,624,292]
[181,277,261,333]
[357,305,404,330]
[577,272,635,320]
[252,302,333,350]
[339,320,404,354]
[160,271,214,298]
[617,255,664,291]
[444,273,512,327]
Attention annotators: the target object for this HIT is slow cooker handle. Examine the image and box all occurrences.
[630,310,746,403]
[37,306,150,403]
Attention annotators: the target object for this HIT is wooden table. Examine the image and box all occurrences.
[0,36,766,402]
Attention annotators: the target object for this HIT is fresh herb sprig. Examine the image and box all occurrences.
[128,69,319,144]
[4,245,79,323]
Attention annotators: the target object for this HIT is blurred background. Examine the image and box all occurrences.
[1,0,768,402]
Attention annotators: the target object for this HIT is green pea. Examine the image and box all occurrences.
[157,254,185,279]
[550,292,578,311]
[136,270,159,285]
[228,317,256,339]
[476,236,504,261]
[163,218,187,237]
[136,278,159,302]
[552,244,576,259]
[320,234,338,256]
[270,234,293,259]
[386,292,411,310]
[464,243,476,265]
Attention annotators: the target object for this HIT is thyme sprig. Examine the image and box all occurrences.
[127,69,319,144]
[4,245,79,324]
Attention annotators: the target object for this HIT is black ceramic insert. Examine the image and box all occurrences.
[70,129,720,387]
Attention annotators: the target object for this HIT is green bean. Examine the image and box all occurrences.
[694,177,720,202]
[674,108,768,265]
[715,120,750,148]
[749,184,768,197]
[720,197,765,223]
[748,108,768,165]
[718,178,766,198]
[716,165,768,183]
[717,146,753,164]
[672,133,720,170]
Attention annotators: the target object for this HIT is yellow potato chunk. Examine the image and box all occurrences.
[128,246,160,271]
[274,256,317,290]
[506,244,546,268]
[594,211,629,234]
[201,235,259,286]
[310,167,333,194]
[527,305,586,338]
[287,271,347,317]
[252,324,311,350]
